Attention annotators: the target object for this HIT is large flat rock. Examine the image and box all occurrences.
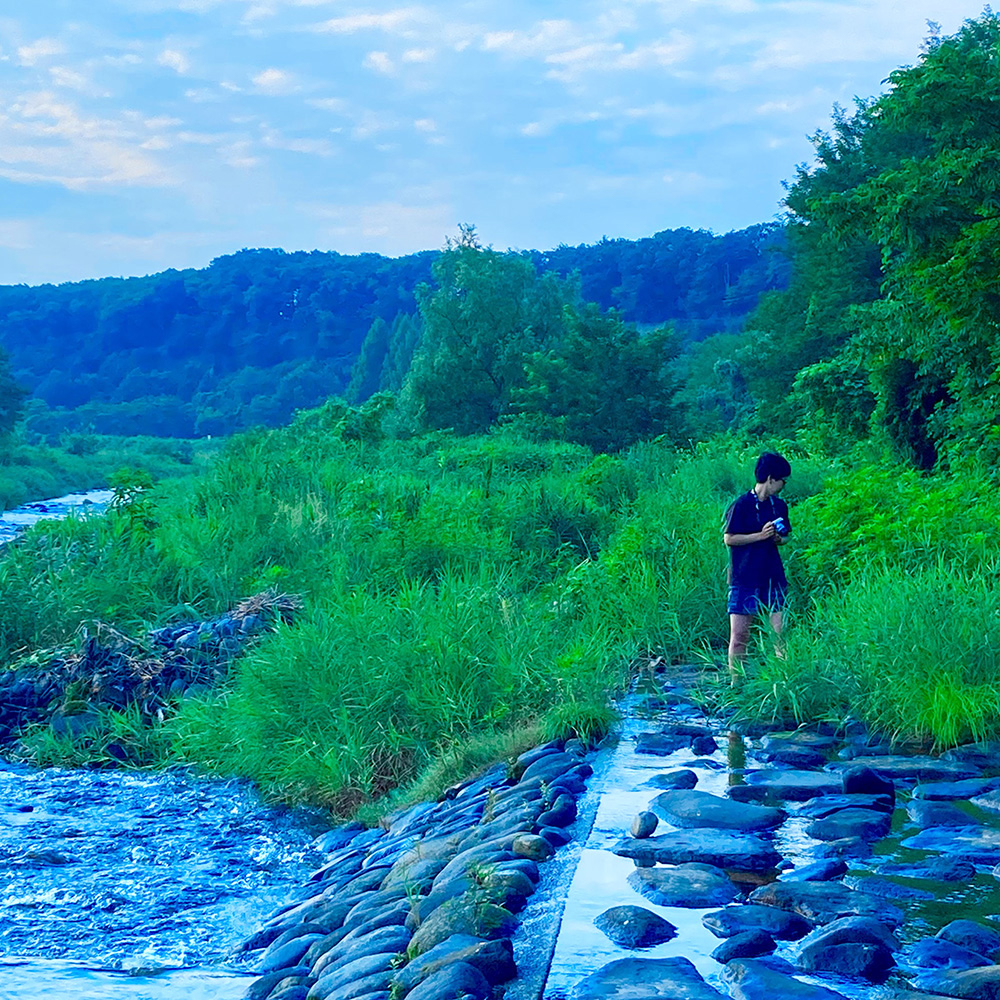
[918,965,1000,998]
[829,756,981,782]
[721,958,848,999]
[901,826,1000,864]
[748,880,904,928]
[650,790,784,831]
[628,863,737,907]
[570,957,723,1000]
[614,830,782,872]
[738,770,842,801]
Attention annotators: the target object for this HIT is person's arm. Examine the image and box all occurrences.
[725,522,776,546]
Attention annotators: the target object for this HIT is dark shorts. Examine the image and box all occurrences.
[727,583,787,616]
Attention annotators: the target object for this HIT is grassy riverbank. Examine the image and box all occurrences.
[2,404,997,813]
[0,433,219,511]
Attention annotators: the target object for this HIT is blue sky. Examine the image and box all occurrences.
[0,1,989,285]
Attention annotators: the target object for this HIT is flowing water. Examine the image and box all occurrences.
[0,490,114,546]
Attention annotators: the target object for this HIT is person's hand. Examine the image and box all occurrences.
[760,521,777,540]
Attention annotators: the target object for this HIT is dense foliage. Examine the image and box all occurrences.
[0,226,785,440]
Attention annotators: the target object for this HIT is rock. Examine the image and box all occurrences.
[794,794,894,818]
[805,807,891,842]
[245,968,311,1000]
[938,921,1000,960]
[628,863,737,907]
[594,906,677,948]
[537,793,577,828]
[711,930,775,963]
[691,735,719,755]
[662,722,713,738]
[738,770,842,801]
[799,941,894,982]
[942,741,1000,768]
[809,836,872,859]
[765,747,826,768]
[309,952,396,1000]
[636,733,689,756]
[314,825,364,853]
[903,938,992,970]
[644,770,698,790]
[779,860,847,883]
[920,965,1000,999]
[762,732,838,751]
[748,880,904,928]
[914,777,1000,801]
[841,764,896,803]
[50,710,100,739]
[538,826,571,849]
[513,742,564,776]
[796,913,899,953]
[834,756,980,782]
[879,857,976,882]
[901,826,1000,864]
[570,957,723,1000]
[402,961,491,1000]
[261,934,326,972]
[702,904,810,941]
[391,934,515,991]
[614,830,781,872]
[721,958,848,999]
[519,752,577,784]
[511,834,554,861]
[907,800,973,827]
[843,875,933,901]
[631,812,658,838]
[650,791,784,832]
[407,896,516,957]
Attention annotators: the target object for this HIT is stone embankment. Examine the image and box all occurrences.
[238,664,1000,1000]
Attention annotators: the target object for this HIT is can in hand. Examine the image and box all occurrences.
[773,516,788,536]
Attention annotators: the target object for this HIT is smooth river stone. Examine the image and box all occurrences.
[738,770,842,801]
[942,741,1000,768]
[902,938,992,971]
[614,830,782,872]
[907,800,974,827]
[805,807,891,842]
[636,733,690,756]
[901,826,1000,864]
[793,792,893,818]
[643,770,698,791]
[831,756,981,782]
[628,863,737,908]
[913,777,1000,801]
[919,966,1000,999]
[748,880,904,928]
[571,957,723,1000]
[594,906,677,948]
[703,904,810,941]
[721,958,848,1000]
[761,733,838,752]
[650,790,783,832]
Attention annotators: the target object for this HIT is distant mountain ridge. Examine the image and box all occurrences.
[0,224,787,439]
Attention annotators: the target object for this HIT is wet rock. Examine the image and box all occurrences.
[631,811,658,838]
[703,904,810,941]
[809,836,872,859]
[779,860,847,883]
[794,794,894,818]
[262,934,326,973]
[537,794,577,828]
[246,968,311,999]
[628,863,737,908]
[795,915,898,979]
[938,921,1000,960]
[914,777,1000,801]
[513,742,564,777]
[901,826,1000,864]
[407,896,516,957]
[511,834,554,861]
[834,756,980,782]
[762,733,837,752]
[907,800,973,827]
[644,770,697,790]
[748,880,904,928]
[841,765,896,804]
[662,722,713,738]
[402,961,491,1000]
[309,952,396,1000]
[879,857,976,882]
[594,905,677,948]
[765,747,825,768]
[711,930,775,963]
[903,938,992,970]
[691,736,719,755]
[738,770,842,801]
[942,741,1000,769]
[314,826,364,853]
[614,829,781,872]
[721,958,848,999]
[519,752,577,784]
[920,965,1000,999]
[843,875,933,901]
[805,807,891,842]
[570,956,723,1000]
[391,934,515,991]
[650,790,783,832]
[636,733,689,756]
[538,826,571,849]
[972,790,1000,813]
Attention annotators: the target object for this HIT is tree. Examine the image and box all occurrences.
[0,346,25,435]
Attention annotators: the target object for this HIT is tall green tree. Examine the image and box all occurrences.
[0,346,25,436]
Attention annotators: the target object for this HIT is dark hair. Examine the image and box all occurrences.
[755,452,791,483]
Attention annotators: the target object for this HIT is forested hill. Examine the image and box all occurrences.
[0,224,787,439]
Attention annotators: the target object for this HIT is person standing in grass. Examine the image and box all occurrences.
[723,452,792,681]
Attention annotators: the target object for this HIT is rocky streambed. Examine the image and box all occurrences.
[232,664,1000,1000]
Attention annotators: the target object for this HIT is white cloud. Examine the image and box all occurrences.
[17,38,66,67]
[363,51,394,74]
[48,67,98,93]
[312,198,453,253]
[308,97,347,112]
[158,48,191,73]
[251,67,297,93]
[413,117,436,132]
[402,47,435,63]
[313,9,423,34]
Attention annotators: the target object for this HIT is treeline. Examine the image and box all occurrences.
[0,225,786,441]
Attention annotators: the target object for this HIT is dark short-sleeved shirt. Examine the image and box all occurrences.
[724,490,790,589]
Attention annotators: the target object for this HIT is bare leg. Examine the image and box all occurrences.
[728,613,752,683]
[769,610,785,659]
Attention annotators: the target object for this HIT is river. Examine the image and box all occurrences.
[0,490,330,999]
